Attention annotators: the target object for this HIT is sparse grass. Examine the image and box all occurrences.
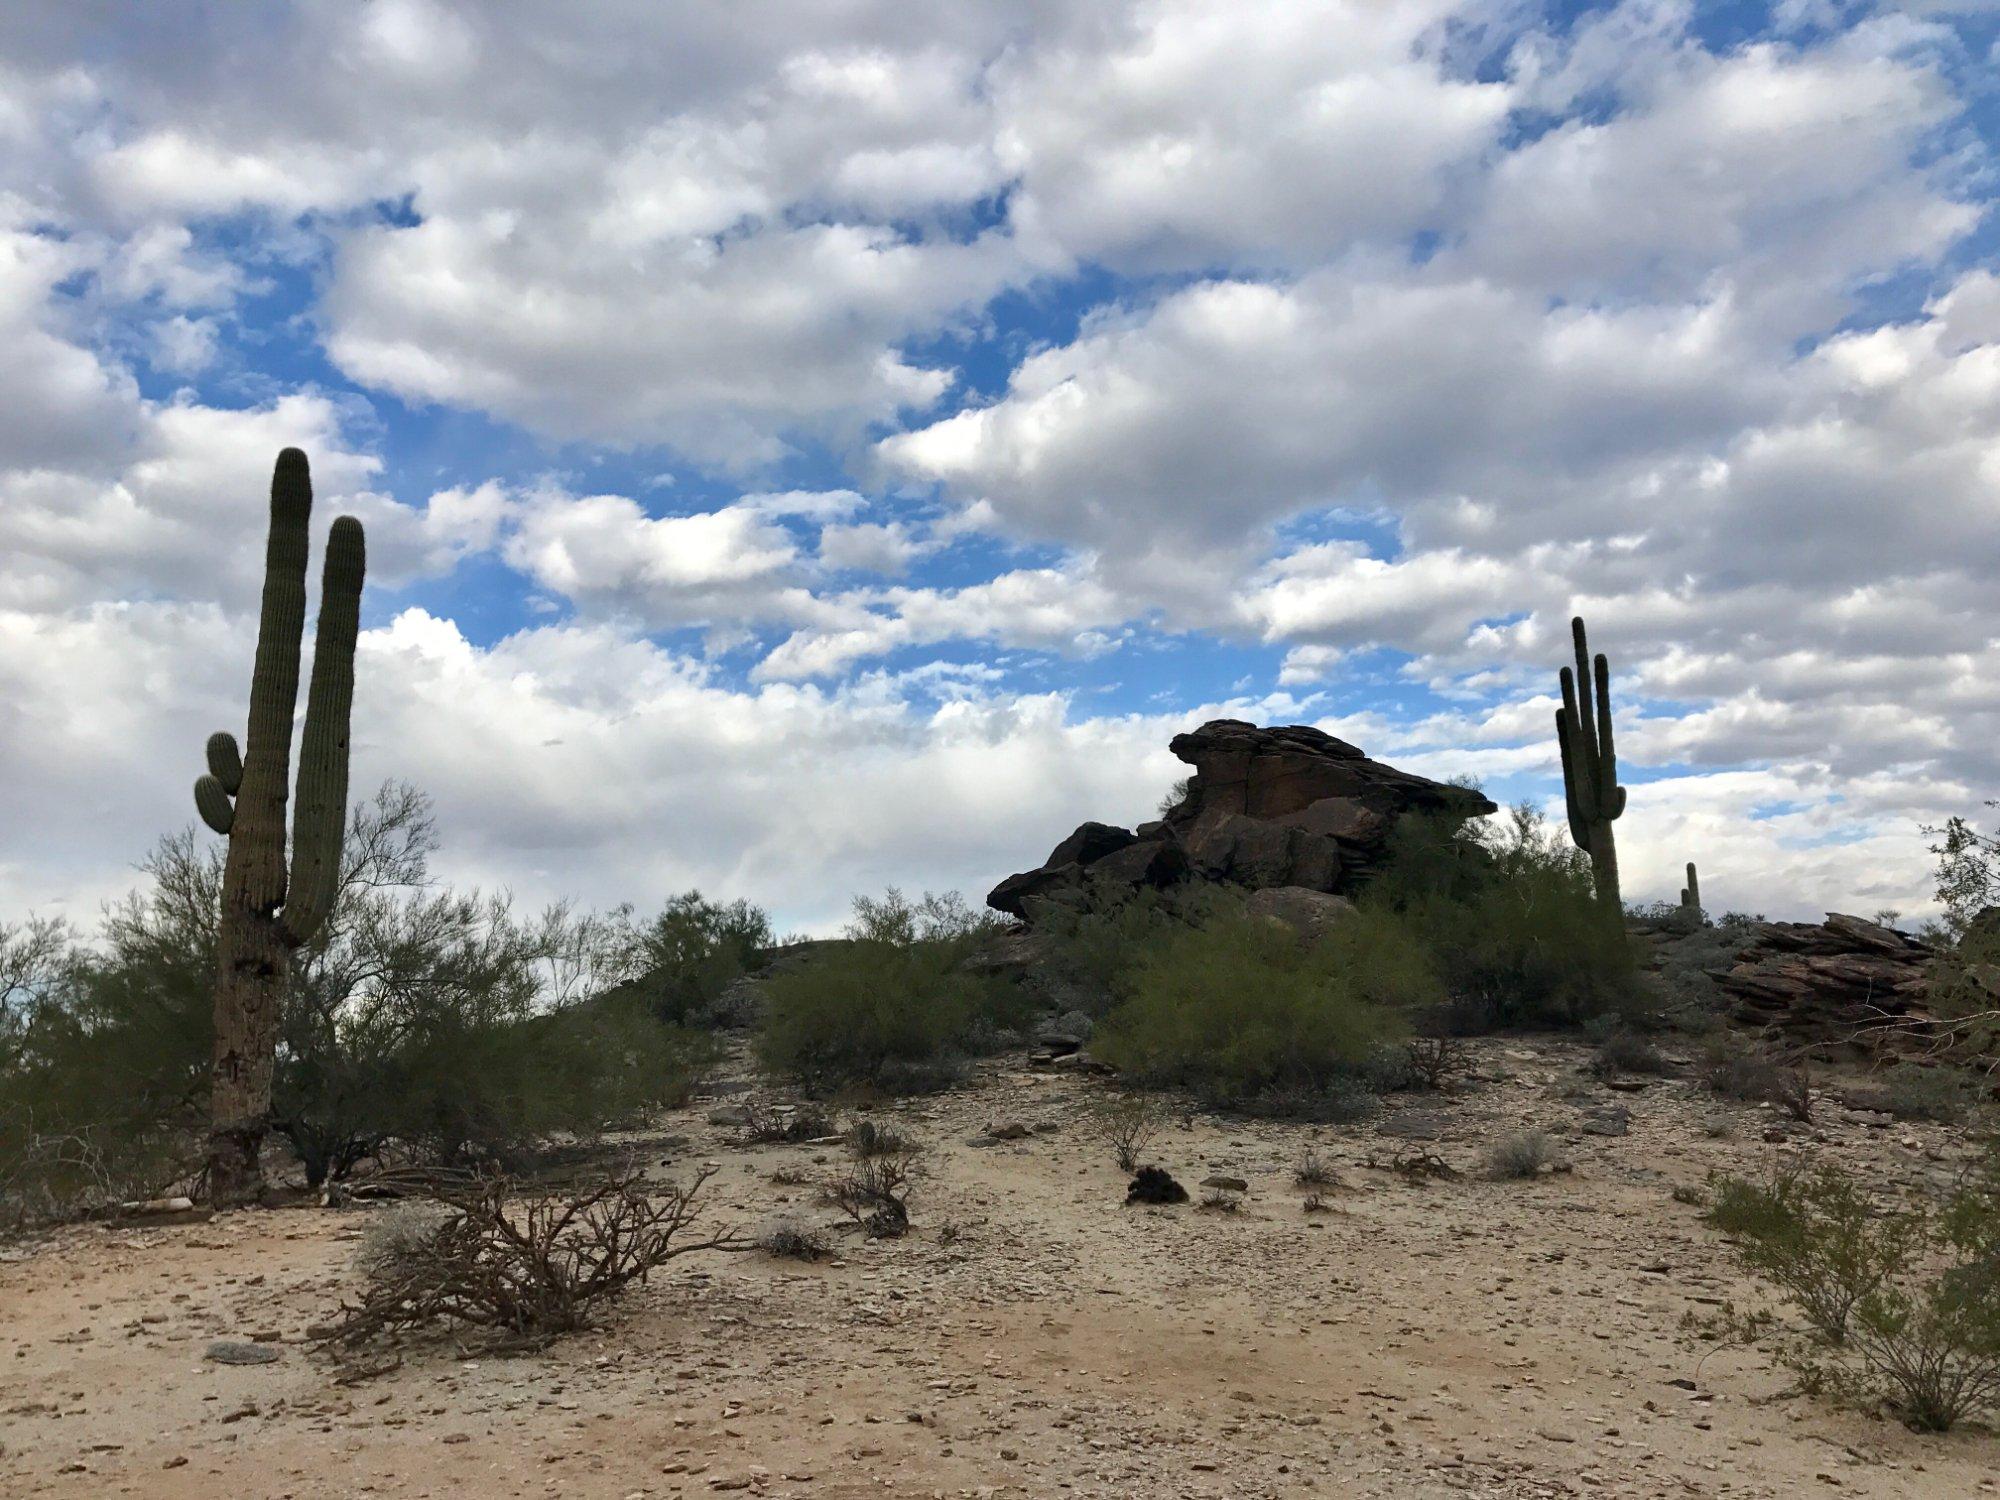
[1293,1146,1340,1189]
[1199,1188,1241,1212]
[1482,1130,1557,1181]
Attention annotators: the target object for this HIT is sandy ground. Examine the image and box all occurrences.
[3,1037,1997,1500]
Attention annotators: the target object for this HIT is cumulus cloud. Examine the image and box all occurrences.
[0,0,1994,926]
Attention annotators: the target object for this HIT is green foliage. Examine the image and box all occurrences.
[623,891,772,1026]
[1875,1063,1986,1124]
[1026,880,1235,1014]
[4,785,724,1213]
[1090,904,1430,1108]
[1,847,216,1225]
[755,889,1026,1094]
[1704,1160,2000,1440]
[1361,804,1641,1029]
[1707,1157,2000,1430]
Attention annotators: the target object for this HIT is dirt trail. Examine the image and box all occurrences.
[3,1038,1996,1498]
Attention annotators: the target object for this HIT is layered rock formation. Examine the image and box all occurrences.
[988,719,1496,919]
[1637,911,1938,1050]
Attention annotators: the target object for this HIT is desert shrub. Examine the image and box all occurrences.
[1091,905,1432,1108]
[1697,1031,1811,1119]
[1483,1129,1557,1181]
[1,865,211,1226]
[1708,1158,2000,1430]
[756,889,1029,1093]
[621,891,773,1027]
[1360,805,1641,1030]
[845,1118,915,1158]
[756,1216,833,1261]
[1293,1147,1340,1188]
[4,786,723,1207]
[1096,1093,1168,1172]
[326,1168,738,1347]
[824,1141,918,1238]
[1027,881,1239,1013]
[1590,1027,1669,1078]
[1877,1063,1985,1124]
[738,1103,839,1144]
[1400,1035,1468,1091]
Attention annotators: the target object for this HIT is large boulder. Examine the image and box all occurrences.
[987,719,1495,920]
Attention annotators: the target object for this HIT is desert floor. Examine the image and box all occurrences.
[3,1037,1996,1500]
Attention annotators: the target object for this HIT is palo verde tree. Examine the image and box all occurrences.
[1554,615,1626,911]
[194,448,365,1204]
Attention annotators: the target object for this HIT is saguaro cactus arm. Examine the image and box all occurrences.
[282,514,366,946]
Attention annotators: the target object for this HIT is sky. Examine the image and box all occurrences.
[1,0,1997,935]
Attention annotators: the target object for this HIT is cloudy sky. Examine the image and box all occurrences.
[2,0,1996,934]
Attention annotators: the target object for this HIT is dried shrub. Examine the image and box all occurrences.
[1097,1094,1167,1173]
[1199,1188,1241,1212]
[738,1103,839,1145]
[824,1145,917,1238]
[1482,1130,1557,1181]
[845,1119,916,1158]
[1699,1033,1812,1120]
[1707,1158,2000,1431]
[1589,1028,1669,1077]
[1401,1035,1467,1092]
[1292,1147,1340,1189]
[756,1216,832,1261]
[325,1168,738,1348]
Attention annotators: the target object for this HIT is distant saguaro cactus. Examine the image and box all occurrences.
[1680,861,1701,915]
[196,448,365,1205]
[1554,615,1625,911]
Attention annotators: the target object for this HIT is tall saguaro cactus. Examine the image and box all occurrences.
[1680,862,1701,915]
[197,448,365,1205]
[1554,615,1625,911]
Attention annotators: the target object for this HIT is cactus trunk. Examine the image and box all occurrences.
[200,450,365,1205]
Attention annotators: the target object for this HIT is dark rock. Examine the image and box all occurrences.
[1200,1175,1249,1193]
[1125,1166,1189,1205]
[1377,1111,1448,1141]
[988,719,1495,919]
[1581,1105,1631,1137]
[205,1341,282,1366]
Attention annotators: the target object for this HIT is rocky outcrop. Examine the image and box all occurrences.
[988,719,1495,919]
[1641,911,1937,1049]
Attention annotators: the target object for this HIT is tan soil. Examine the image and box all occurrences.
[2,1037,1996,1499]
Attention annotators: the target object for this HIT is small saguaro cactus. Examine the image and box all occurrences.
[1680,861,1701,915]
[197,448,366,1205]
[1554,615,1626,911]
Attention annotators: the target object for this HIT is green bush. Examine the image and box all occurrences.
[4,786,726,1210]
[755,889,1028,1094]
[1708,1157,2000,1430]
[621,891,772,1026]
[1877,1063,1986,1124]
[1360,805,1641,1030]
[1090,904,1432,1107]
[1027,880,1237,1014]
